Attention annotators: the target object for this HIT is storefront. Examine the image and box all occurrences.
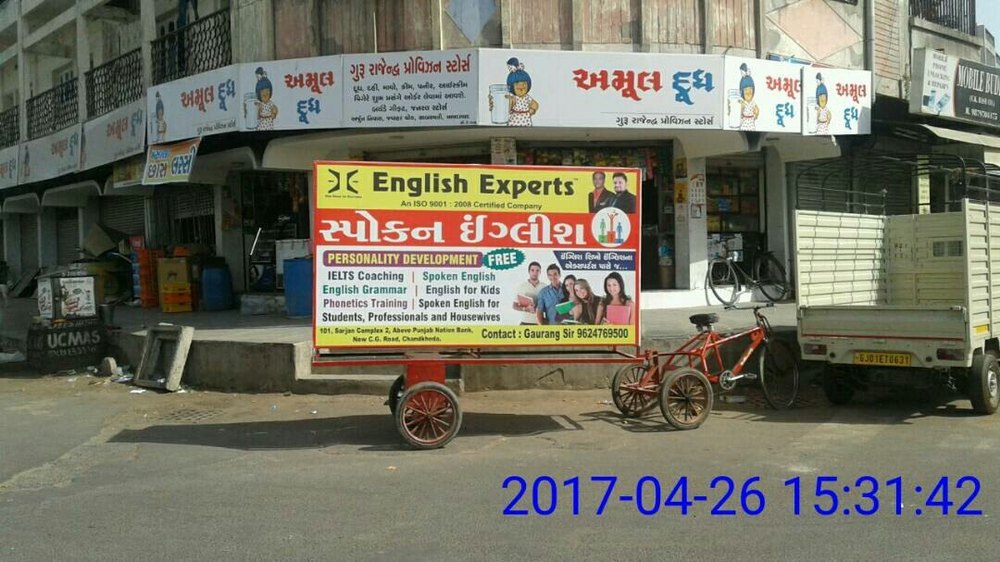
[238,171,311,292]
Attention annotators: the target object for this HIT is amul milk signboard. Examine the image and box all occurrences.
[147,66,240,144]
[312,162,641,349]
[478,49,724,129]
[238,56,343,131]
[911,49,1000,129]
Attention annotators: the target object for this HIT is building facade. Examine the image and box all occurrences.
[0,0,994,309]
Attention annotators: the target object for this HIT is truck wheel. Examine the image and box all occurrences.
[822,366,855,405]
[968,352,1000,415]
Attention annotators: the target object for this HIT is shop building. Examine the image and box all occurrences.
[2,0,994,310]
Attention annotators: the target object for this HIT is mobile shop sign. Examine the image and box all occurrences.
[142,137,202,185]
[343,49,478,127]
[239,56,343,131]
[478,49,724,129]
[723,57,802,133]
[147,65,240,144]
[82,99,147,171]
[802,67,872,136]
[312,162,641,349]
[911,49,1000,129]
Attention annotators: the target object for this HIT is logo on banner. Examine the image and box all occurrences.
[326,168,360,195]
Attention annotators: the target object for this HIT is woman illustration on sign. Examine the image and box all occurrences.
[154,92,167,142]
[572,279,600,324]
[595,272,634,325]
[734,63,759,131]
[814,73,832,135]
[489,58,538,127]
[254,68,278,130]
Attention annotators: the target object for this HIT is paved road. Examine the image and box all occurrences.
[1,374,997,561]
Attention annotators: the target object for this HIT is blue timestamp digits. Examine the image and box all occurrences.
[502,475,984,517]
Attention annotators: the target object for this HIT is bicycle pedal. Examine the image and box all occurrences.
[742,372,759,381]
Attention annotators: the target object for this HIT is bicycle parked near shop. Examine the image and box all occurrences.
[707,244,789,306]
[611,304,799,429]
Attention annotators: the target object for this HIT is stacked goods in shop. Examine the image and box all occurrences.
[159,282,194,313]
[132,249,164,308]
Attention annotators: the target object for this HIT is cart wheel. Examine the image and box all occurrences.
[658,368,713,430]
[395,382,462,449]
[969,352,1000,415]
[611,365,660,417]
[758,339,800,409]
[822,365,855,405]
[387,375,405,415]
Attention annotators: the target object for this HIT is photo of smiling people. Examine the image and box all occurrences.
[570,279,601,324]
[595,272,634,325]
[555,274,580,323]
[609,172,636,214]
[513,261,542,325]
[535,264,566,325]
[588,171,615,213]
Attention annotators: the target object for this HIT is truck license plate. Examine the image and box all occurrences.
[854,352,912,367]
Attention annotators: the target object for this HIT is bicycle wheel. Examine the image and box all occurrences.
[708,258,740,306]
[611,364,660,417]
[658,368,713,430]
[758,339,799,409]
[754,252,788,302]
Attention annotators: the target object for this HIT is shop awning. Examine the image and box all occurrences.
[920,124,1000,151]
[41,180,101,207]
[1,193,40,214]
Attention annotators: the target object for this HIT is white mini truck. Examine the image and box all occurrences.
[795,154,1000,414]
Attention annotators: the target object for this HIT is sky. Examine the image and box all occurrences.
[979,0,1000,39]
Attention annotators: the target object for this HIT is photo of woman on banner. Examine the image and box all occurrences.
[572,279,600,324]
[556,275,580,324]
[595,272,634,325]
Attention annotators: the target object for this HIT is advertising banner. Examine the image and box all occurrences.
[478,49,724,129]
[0,144,19,190]
[313,162,641,349]
[802,68,872,136]
[82,99,147,171]
[723,57,802,133]
[239,56,343,131]
[20,124,81,184]
[146,66,240,144]
[142,137,202,185]
[112,155,146,188]
[342,50,478,127]
[911,49,1000,129]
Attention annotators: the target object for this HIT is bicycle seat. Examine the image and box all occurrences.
[689,313,719,327]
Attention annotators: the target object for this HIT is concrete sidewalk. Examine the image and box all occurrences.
[1,296,800,393]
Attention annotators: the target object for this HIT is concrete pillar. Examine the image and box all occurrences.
[16,3,28,140]
[764,146,791,277]
[140,0,155,90]
[2,214,22,278]
[76,9,91,120]
[38,209,58,268]
[672,143,709,290]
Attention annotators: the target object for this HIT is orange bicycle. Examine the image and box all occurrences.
[611,304,799,429]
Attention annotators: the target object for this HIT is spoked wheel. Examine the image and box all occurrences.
[708,258,740,306]
[387,375,405,415]
[611,364,660,417]
[754,252,789,302]
[758,339,799,409]
[658,368,714,430]
[969,352,1000,415]
[395,382,463,449]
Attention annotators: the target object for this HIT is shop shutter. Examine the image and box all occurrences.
[791,159,913,215]
[19,215,39,273]
[56,211,80,265]
[100,196,147,235]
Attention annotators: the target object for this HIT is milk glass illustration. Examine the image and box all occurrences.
[244,93,259,129]
[490,84,509,124]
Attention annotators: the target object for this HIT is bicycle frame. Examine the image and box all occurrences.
[631,308,772,393]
